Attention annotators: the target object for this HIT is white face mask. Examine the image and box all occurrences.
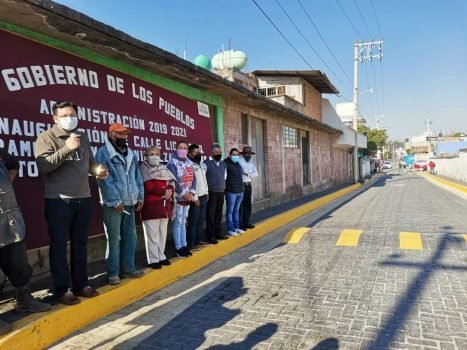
[58,116,78,131]
[147,155,161,166]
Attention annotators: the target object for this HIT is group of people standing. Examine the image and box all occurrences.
[0,100,259,333]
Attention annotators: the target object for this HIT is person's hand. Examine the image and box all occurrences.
[66,133,81,150]
[135,201,143,212]
[183,192,193,201]
[114,203,124,212]
[96,164,109,180]
[164,189,173,198]
[194,199,200,208]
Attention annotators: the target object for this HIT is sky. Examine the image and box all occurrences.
[54,0,467,140]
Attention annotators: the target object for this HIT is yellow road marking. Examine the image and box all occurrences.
[336,229,363,247]
[400,232,423,250]
[282,227,310,244]
[424,173,467,193]
[463,234,467,242]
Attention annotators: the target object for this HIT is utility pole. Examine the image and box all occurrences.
[375,114,384,130]
[353,39,384,183]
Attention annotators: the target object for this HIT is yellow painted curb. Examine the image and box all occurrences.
[0,182,363,349]
[282,227,310,244]
[336,229,363,247]
[424,173,467,193]
[400,232,423,250]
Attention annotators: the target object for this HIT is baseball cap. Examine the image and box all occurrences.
[109,123,131,134]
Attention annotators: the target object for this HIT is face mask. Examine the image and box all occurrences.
[191,154,202,163]
[177,149,187,158]
[213,154,222,162]
[58,116,78,131]
[244,155,252,162]
[147,155,161,166]
[115,138,128,148]
[231,155,240,163]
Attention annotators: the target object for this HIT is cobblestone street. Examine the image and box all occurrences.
[51,173,467,350]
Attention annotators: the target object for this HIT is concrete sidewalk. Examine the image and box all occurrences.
[0,176,381,349]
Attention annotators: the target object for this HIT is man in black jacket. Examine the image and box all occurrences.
[0,148,51,335]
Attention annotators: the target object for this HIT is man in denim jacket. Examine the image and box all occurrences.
[96,123,144,285]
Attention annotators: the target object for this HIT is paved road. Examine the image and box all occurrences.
[51,172,467,350]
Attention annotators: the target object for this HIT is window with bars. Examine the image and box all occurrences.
[283,125,298,148]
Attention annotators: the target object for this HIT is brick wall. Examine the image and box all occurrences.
[303,83,322,121]
[222,98,341,210]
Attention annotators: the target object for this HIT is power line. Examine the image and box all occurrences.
[336,0,363,40]
[274,0,349,88]
[297,0,353,86]
[371,61,382,116]
[353,0,374,39]
[250,0,315,70]
[370,0,383,38]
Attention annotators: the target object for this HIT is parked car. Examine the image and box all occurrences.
[383,160,392,169]
[414,160,427,171]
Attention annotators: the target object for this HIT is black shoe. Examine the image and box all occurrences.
[240,227,248,231]
[216,235,229,240]
[175,249,187,259]
[208,239,219,244]
[160,259,171,266]
[183,246,193,256]
[150,262,162,269]
[246,224,255,229]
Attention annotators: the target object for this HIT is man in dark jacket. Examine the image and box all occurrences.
[0,148,51,335]
[203,144,228,244]
[224,148,245,236]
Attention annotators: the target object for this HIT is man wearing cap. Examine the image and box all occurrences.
[35,100,107,305]
[238,146,258,230]
[95,123,144,285]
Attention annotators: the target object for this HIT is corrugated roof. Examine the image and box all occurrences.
[252,70,339,94]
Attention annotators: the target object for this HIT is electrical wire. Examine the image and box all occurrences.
[297,0,353,87]
[336,0,363,40]
[370,0,383,38]
[353,0,374,39]
[251,0,315,70]
[274,0,349,88]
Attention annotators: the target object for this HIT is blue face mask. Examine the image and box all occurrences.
[231,155,240,163]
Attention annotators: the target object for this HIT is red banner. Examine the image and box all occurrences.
[0,29,214,249]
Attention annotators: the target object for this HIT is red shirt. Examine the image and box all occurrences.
[141,179,174,221]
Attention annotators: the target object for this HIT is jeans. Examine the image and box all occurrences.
[239,183,252,228]
[173,204,190,250]
[187,195,208,246]
[0,240,32,289]
[102,205,137,277]
[225,191,244,232]
[45,197,93,295]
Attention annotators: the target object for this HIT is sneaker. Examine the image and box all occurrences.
[208,239,219,245]
[228,230,238,236]
[108,275,121,285]
[176,249,187,258]
[235,228,246,234]
[182,246,193,256]
[150,262,162,269]
[199,241,213,247]
[160,259,171,266]
[15,287,52,313]
[121,270,144,278]
[191,245,202,251]
[246,224,255,229]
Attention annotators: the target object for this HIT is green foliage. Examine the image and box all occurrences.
[357,125,388,157]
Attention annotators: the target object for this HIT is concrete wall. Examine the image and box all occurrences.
[432,152,467,183]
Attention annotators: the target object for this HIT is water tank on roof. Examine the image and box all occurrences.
[212,50,248,70]
[193,54,212,70]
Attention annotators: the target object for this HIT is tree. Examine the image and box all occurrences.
[357,125,388,157]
